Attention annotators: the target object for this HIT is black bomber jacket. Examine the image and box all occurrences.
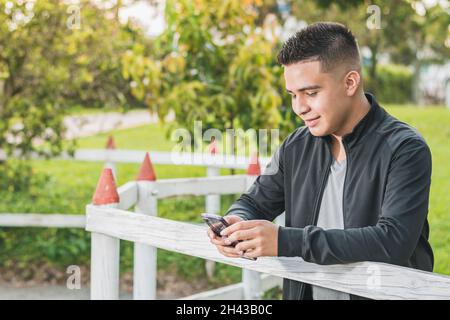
[225,93,434,300]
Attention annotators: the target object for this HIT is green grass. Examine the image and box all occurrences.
[73,121,265,159]
[73,123,176,151]
[384,104,450,275]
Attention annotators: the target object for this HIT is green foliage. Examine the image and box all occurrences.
[0,159,50,193]
[364,64,414,104]
[385,105,450,275]
[0,0,148,190]
[262,285,282,299]
[1,0,72,161]
[288,0,449,99]
[122,0,287,147]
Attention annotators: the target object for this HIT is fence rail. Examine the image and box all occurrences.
[0,213,85,228]
[152,175,248,198]
[0,149,271,170]
[3,143,450,300]
[86,205,450,300]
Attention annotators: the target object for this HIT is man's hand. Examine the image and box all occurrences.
[221,219,279,259]
[207,215,245,258]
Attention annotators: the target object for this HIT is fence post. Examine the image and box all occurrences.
[133,152,158,300]
[90,168,121,300]
[205,139,220,279]
[105,135,117,180]
[243,152,263,300]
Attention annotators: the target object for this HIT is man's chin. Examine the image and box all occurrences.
[307,126,328,137]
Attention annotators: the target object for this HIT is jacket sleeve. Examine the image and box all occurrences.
[224,142,286,222]
[278,138,432,265]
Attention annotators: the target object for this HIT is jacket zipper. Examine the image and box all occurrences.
[297,140,333,300]
[340,140,352,300]
[341,140,349,230]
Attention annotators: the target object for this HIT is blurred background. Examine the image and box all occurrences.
[0,0,449,299]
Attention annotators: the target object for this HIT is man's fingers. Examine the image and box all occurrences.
[223,215,244,225]
[226,228,258,243]
[210,237,228,246]
[207,229,228,246]
[235,239,258,253]
[207,223,258,259]
[207,228,218,240]
[220,252,241,258]
[218,244,241,257]
[221,220,261,236]
[242,248,259,259]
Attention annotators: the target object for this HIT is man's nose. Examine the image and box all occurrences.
[293,96,310,116]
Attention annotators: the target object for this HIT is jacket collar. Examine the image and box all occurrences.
[323,92,385,149]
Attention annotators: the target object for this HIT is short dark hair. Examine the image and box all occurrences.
[277,22,360,71]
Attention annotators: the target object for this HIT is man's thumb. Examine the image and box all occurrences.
[223,215,244,224]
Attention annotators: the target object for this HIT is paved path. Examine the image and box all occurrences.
[0,285,130,300]
[0,284,179,300]
[62,110,168,140]
[6,109,175,145]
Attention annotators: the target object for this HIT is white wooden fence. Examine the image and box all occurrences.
[0,214,86,228]
[0,174,283,300]
[0,143,279,300]
[85,173,450,300]
[0,148,271,170]
[86,171,286,300]
[2,142,450,300]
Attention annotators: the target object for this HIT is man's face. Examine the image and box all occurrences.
[284,60,351,137]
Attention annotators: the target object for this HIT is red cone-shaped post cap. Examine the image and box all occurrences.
[92,168,120,205]
[247,152,261,176]
[106,135,116,150]
[137,152,156,181]
[208,138,218,155]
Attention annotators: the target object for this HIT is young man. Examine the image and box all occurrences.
[207,22,433,300]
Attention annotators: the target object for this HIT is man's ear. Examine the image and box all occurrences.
[344,70,361,96]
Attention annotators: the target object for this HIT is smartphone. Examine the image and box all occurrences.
[201,213,256,261]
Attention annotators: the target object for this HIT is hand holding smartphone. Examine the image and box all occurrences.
[202,213,257,261]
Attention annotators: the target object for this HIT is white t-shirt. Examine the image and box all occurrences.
[312,158,351,300]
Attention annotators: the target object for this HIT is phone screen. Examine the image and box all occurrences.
[201,213,237,245]
[201,213,257,261]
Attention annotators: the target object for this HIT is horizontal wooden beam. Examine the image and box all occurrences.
[0,149,271,170]
[117,181,138,210]
[0,181,136,228]
[153,175,248,198]
[85,206,450,300]
[0,214,85,228]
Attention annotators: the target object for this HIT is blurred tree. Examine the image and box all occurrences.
[286,0,449,100]
[122,0,289,152]
[0,0,145,190]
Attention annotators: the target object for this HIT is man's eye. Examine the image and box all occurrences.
[306,92,317,97]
